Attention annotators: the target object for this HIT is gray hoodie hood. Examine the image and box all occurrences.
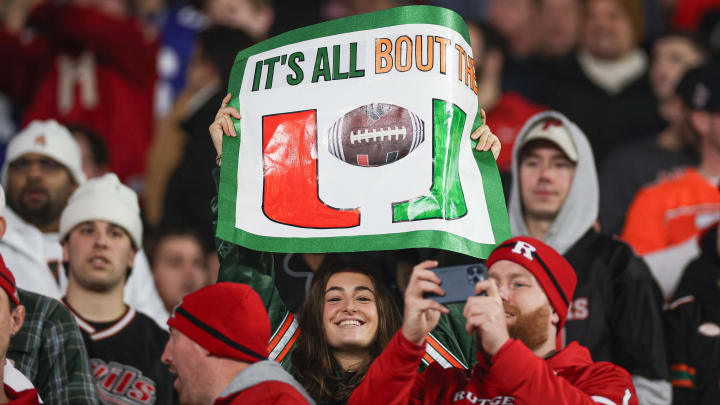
[508,110,599,254]
[218,359,316,404]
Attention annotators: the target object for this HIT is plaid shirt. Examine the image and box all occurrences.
[8,289,99,405]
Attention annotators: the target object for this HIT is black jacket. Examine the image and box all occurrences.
[564,229,669,381]
[162,89,225,247]
[666,224,720,405]
[531,53,664,167]
[673,226,720,300]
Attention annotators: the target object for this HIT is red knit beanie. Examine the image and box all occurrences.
[167,283,270,363]
[486,237,577,347]
[0,254,20,307]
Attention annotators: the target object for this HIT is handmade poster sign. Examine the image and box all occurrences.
[217,6,511,258]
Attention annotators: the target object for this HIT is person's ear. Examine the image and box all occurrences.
[62,239,70,262]
[127,249,137,269]
[0,217,6,239]
[10,305,25,336]
[551,308,560,326]
[689,110,710,137]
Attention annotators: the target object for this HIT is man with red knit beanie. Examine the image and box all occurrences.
[349,236,639,404]
[161,282,314,405]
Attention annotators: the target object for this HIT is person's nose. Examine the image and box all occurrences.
[26,161,44,180]
[93,231,109,248]
[537,162,552,180]
[343,298,357,313]
[496,281,509,302]
[161,340,172,366]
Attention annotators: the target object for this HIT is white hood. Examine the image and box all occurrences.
[508,111,599,254]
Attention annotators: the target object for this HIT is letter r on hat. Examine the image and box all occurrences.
[511,241,536,260]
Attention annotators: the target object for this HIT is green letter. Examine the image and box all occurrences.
[332,44,349,80]
[286,52,305,85]
[349,42,365,78]
[312,47,331,83]
[251,60,263,92]
[264,56,281,89]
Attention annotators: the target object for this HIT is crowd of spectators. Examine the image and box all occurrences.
[1,0,720,404]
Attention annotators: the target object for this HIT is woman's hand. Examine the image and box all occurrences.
[401,260,449,345]
[470,109,501,161]
[209,93,241,159]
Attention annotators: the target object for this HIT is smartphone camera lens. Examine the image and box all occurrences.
[467,266,481,284]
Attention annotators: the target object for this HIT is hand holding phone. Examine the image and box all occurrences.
[402,260,450,344]
[423,263,489,304]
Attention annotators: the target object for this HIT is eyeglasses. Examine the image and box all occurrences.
[9,157,64,173]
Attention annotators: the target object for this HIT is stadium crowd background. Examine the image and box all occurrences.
[2,0,719,276]
[1,0,720,404]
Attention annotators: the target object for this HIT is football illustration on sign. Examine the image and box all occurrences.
[328,103,425,167]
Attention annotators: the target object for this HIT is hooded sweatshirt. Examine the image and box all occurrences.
[507,111,671,405]
[508,110,598,255]
[214,360,315,405]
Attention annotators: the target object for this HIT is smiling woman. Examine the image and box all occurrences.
[210,183,404,404]
[292,259,401,403]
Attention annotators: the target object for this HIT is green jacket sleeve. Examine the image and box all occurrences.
[212,168,296,369]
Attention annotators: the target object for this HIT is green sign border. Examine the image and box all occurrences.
[217,5,511,258]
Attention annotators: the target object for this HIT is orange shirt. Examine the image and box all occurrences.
[622,168,720,255]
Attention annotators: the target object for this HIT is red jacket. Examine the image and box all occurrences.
[0,4,157,182]
[349,331,638,405]
[3,385,40,405]
[214,381,311,405]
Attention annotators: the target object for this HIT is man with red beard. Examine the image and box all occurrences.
[349,236,638,404]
